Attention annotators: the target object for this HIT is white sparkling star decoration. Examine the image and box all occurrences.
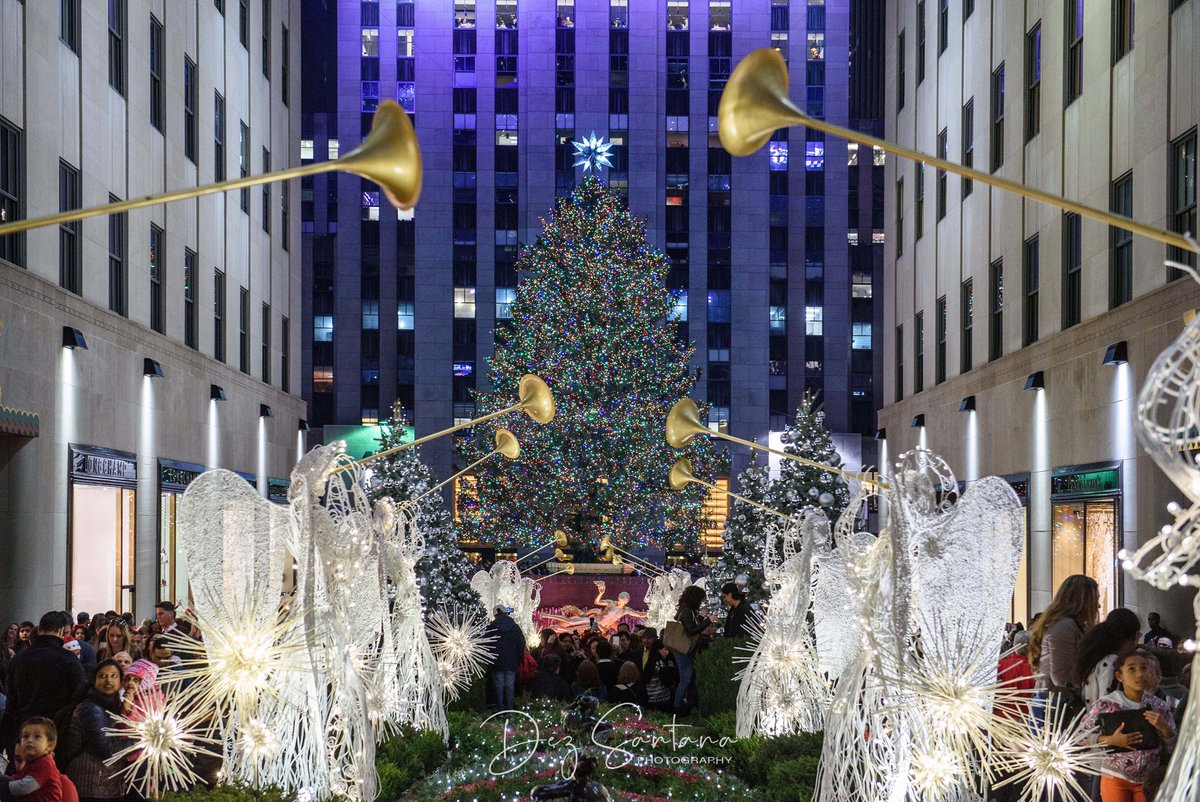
[571,132,614,171]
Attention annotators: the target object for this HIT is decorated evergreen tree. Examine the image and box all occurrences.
[706,454,774,608]
[461,176,721,551]
[767,391,850,523]
[370,405,483,617]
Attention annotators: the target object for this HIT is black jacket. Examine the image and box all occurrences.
[485,613,527,672]
[0,635,87,752]
[724,602,751,639]
[595,659,620,693]
[524,670,572,702]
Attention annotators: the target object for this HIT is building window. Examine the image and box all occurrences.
[852,322,871,350]
[897,30,906,111]
[184,248,197,349]
[214,93,225,181]
[261,149,271,232]
[962,99,974,197]
[989,258,1003,361]
[215,0,224,14]
[771,305,788,334]
[0,118,24,267]
[239,0,249,48]
[1025,24,1041,141]
[915,164,925,237]
[281,183,290,250]
[895,324,904,402]
[804,306,823,336]
[991,65,1005,171]
[1113,0,1134,62]
[261,0,271,77]
[1023,235,1039,345]
[916,1,926,84]
[261,303,271,383]
[937,0,948,55]
[964,0,975,20]
[184,58,197,162]
[59,160,81,294]
[895,178,904,257]
[109,0,126,97]
[239,122,250,212]
[108,198,127,316]
[239,287,250,373]
[496,287,516,320]
[1110,172,1133,308]
[281,25,290,106]
[1065,0,1083,105]
[454,287,476,318]
[936,129,948,221]
[914,312,925,393]
[361,300,379,330]
[1062,213,1082,329]
[214,269,226,362]
[961,279,973,374]
[1171,128,1197,271]
[149,224,164,333]
[314,314,333,341]
[397,302,414,330]
[280,316,290,392]
[60,0,80,53]
[149,16,164,132]
[935,295,947,384]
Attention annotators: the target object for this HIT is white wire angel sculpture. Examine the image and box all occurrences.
[470,560,542,643]
[642,570,700,634]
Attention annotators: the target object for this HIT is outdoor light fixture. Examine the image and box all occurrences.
[874,428,887,440]
[298,419,310,431]
[143,358,164,378]
[960,395,976,412]
[61,326,88,350]
[260,404,273,418]
[210,384,227,401]
[1025,371,1045,391]
[1103,341,1128,366]
[912,414,925,428]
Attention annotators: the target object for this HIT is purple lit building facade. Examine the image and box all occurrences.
[301,0,884,487]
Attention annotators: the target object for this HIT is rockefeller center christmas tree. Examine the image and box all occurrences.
[462,177,720,551]
[706,454,774,608]
[370,405,482,617]
[767,391,850,522]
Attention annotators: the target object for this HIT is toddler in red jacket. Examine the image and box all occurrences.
[0,718,79,802]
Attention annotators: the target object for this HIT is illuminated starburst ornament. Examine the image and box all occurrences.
[105,693,220,799]
[991,696,1104,802]
[908,745,964,802]
[571,132,614,171]
[426,607,496,701]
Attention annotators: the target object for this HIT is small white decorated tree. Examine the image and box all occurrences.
[707,454,774,608]
[369,408,483,618]
[767,391,850,523]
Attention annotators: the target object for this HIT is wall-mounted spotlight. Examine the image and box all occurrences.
[959,395,976,412]
[1103,341,1128,366]
[298,419,310,431]
[143,358,164,378]
[210,384,227,401]
[62,326,88,350]
[260,404,274,418]
[1025,370,1045,391]
[911,414,926,428]
[874,428,887,440]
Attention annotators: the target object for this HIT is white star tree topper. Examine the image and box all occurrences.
[571,132,614,171]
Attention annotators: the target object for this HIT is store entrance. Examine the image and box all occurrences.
[1050,499,1118,612]
[70,485,136,614]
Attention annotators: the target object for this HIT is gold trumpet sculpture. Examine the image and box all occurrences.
[669,458,792,520]
[521,547,573,575]
[599,535,665,576]
[0,100,421,238]
[398,428,519,508]
[515,531,571,564]
[719,48,1197,254]
[534,564,577,582]
[667,397,885,489]
[345,374,554,473]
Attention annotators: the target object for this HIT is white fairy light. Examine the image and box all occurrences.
[908,746,964,802]
[105,692,220,799]
[990,696,1104,802]
[426,607,496,701]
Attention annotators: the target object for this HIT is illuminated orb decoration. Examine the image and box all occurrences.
[990,696,1105,802]
[426,606,497,702]
[104,692,220,799]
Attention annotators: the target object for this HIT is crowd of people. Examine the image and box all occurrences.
[999,574,1193,802]
[485,582,752,717]
[0,602,201,802]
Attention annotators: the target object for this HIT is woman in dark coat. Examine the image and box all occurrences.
[668,585,714,714]
[60,659,128,802]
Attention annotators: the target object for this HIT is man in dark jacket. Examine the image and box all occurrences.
[593,640,620,694]
[484,606,526,711]
[1,611,87,760]
[721,583,751,639]
[525,654,572,702]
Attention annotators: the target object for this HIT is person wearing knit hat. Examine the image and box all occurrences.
[122,659,163,719]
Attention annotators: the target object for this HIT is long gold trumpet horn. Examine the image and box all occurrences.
[399,428,519,508]
[515,539,556,563]
[534,564,576,582]
[0,100,421,238]
[720,48,1197,254]
[344,374,553,473]
[667,398,885,489]
[669,458,791,520]
[599,535,664,576]
[521,547,572,575]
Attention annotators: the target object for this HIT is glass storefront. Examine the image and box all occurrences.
[1050,464,1121,612]
[1003,475,1030,626]
[159,459,204,608]
[69,446,138,614]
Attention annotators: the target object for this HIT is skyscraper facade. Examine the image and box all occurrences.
[879,0,1200,628]
[301,0,884,510]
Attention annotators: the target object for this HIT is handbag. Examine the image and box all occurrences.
[662,619,698,655]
